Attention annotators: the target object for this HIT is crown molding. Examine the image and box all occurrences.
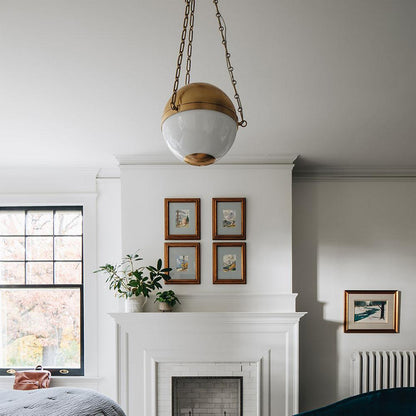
[293,166,416,181]
[115,154,298,166]
[96,167,121,179]
[0,167,99,194]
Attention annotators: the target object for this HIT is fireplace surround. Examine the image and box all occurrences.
[111,311,305,416]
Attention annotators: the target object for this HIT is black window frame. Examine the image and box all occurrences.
[0,206,84,376]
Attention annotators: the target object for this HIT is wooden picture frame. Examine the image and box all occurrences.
[213,242,246,284]
[164,242,200,284]
[165,198,200,240]
[344,290,399,333]
[212,198,246,240]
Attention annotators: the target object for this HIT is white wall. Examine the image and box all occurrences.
[120,163,296,312]
[293,179,416,412]
[95,177,122,399]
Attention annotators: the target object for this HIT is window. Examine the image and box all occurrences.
[0,207,83,376]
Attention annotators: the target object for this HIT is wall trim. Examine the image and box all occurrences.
[97,167,121,179]
[116,154,298,166]
[0,193,99,381]
[293,167,416,181]
[0,167,99,193]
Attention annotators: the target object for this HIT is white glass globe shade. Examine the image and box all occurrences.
[161,83,239,166]
[162,109,237,166]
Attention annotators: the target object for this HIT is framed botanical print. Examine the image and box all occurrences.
[212,198,246,240]
[164,242,200,284]
[165,198,200,240]
[344,290,399,333]
[213,242,246,284]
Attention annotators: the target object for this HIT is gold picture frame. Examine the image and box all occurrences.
[212,198,246,240]
[213,242,246,284]
[344,290,399,333]
[164,242,200,284]
[164,198,200,240]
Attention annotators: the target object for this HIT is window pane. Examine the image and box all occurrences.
[55,237,82,260]
[0,289,81,368]
[0,262,25,284]
[26,262,53,284]
[0,237,25,260]
[26,237,53,260]
[55,262,82,284]
[54,211,82,235]
[26,211,53,235]
[0,211,25,235]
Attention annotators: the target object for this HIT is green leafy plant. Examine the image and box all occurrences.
[94,252,171,298]
[154,290,181,307]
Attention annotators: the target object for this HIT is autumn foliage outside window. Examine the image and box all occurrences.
[0,207,83,376]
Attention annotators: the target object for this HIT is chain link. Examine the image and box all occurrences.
[213,0,247,127]
[185,0,195,85]
[171,0,191,111]
[170,0,247,128]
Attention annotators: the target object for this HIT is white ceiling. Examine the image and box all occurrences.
[1,0,415,171]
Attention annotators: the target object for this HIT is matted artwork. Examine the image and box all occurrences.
[164,242,200,284]
[165,198,200,240]
[212,198,246,240]
[344,290,399,333]
[213,242,246,284]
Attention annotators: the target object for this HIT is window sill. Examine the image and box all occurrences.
[0,376,100,390]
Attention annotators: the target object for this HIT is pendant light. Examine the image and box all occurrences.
[161,0,247,166]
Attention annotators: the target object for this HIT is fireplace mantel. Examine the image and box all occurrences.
[111,311,305,326]
[111,311,305,416]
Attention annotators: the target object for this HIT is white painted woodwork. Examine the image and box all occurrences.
[111,312,305,416]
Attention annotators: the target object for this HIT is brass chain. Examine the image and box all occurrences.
[170,0,247,128]
[185,0,195,85]
[170,0,191,111]
[213,0,247,127]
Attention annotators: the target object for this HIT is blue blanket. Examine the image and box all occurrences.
[0,387,126,416]
[295,387,416,416]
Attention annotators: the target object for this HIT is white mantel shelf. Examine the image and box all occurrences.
[110,311,306,416]
[110,311,306,324]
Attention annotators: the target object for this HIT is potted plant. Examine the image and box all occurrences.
[154,290,181,312]
[94,251,171,312]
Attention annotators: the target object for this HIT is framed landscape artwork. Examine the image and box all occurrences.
[165,198,200,240]
[213,242,246,284]
[212,198,246,240]
[164,242,200,284]
[344,290,399,333]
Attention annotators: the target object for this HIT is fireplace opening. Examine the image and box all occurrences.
[172,376,243,416]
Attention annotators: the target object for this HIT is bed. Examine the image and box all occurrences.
[0,387,126,416]
[294,387,416,416]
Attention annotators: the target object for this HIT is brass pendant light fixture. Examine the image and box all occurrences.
[161,0,247,166]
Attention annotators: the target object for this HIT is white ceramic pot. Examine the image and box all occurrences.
[125,296,147,312]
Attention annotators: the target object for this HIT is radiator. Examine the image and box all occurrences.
[351,351,416,395]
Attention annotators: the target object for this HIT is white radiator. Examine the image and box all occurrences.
[351,351,416,395]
